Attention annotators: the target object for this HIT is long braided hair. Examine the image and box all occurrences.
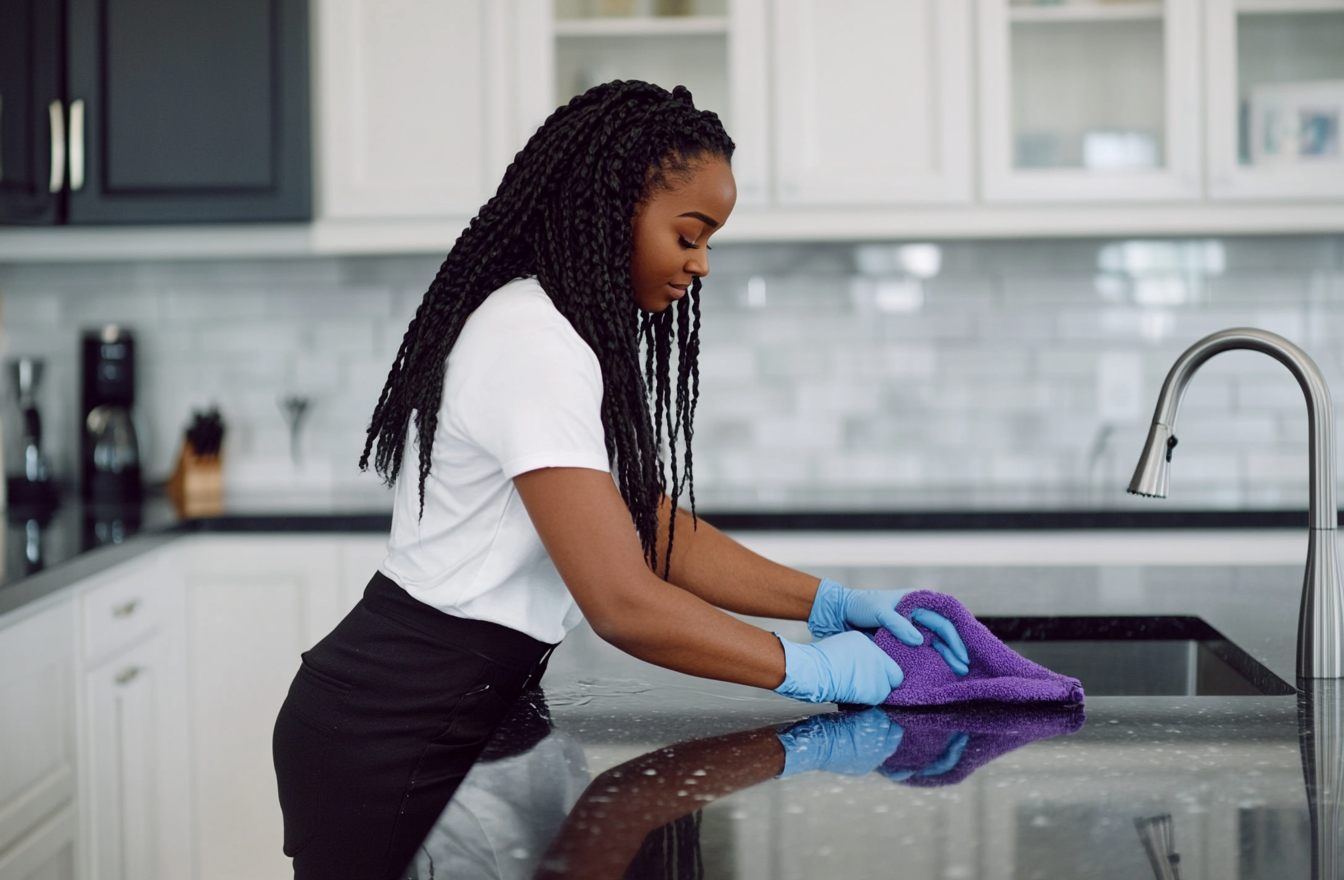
[360,81,734,574]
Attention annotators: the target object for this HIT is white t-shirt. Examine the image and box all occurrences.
[379,278,610,644]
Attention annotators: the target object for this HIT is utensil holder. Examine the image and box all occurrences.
[166,440,224,518]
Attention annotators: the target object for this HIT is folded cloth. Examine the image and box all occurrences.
[872,591,1085,707]
[878,702,1086,787]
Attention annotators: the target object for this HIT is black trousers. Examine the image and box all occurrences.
[272,572,554,880]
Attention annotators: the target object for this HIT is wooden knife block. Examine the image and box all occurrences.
[166,440,224,518]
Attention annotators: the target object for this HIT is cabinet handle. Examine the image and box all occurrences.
[69,99,85,191]
[48,100,65,193]
[0,93,5,184]
[115,666,142,686]
[112,599,139,618]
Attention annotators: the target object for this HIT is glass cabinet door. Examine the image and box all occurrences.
[978,0,1202,202]
[1207,0,1344,200]
[549,0,768,205]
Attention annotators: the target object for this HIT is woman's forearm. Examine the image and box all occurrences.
[655,499,820,621]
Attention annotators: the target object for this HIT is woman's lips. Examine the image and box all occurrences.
[668,283,688,299]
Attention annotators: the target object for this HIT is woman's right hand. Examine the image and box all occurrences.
[774,631,904,705]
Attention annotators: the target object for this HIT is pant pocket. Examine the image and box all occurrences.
[273,663,354,858]
[287,660,353,736]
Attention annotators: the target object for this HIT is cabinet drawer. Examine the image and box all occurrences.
[81,566,168,661]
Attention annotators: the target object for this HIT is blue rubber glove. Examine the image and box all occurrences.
[776,709,906,777]
[880,731,970,783]
[774,631,904,705]
[808,579,970,675]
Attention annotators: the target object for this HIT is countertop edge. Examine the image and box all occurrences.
[0,532,184,624]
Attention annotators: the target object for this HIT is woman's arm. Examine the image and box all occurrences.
[514,466,795,688]
[651,496,821,619]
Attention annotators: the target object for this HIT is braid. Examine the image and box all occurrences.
[360,81,733,572]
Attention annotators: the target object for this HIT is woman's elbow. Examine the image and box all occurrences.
[581,588,652,650]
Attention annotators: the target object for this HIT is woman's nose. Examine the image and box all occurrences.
[685,250,709,278]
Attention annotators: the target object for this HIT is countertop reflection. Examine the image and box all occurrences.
[2,497,176,584]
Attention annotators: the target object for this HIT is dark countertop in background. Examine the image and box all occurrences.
[0,491,1325,622]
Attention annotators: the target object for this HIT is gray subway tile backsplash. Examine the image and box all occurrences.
[1,234,1341,511]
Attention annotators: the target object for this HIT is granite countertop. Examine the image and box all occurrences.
[410,560,1339,879]
[2,493,1336,873]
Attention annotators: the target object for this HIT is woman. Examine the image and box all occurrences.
[273,81,968,880]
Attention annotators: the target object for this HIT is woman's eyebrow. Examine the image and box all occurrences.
[677,211,719,228]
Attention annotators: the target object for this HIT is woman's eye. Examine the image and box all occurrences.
[678,237,697,249]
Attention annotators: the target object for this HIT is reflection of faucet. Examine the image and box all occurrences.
[1299,680,1342,880]
[1128,328,1344,681]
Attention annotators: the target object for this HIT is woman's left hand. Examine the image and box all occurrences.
[809,580,970,675]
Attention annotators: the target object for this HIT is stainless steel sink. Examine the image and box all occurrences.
[981,616,1297,696]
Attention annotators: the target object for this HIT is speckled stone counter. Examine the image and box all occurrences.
[408,562,1339,879]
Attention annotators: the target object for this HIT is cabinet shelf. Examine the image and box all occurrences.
[1008,4,1164,22]
[1236,0,1344,12]
[554,15,728,37]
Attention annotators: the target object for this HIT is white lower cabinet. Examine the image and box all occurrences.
[177,534,379,880]
[0,598,76,880]
[0,532,389,880]
[77,555,191,880]
[83,633,190,880]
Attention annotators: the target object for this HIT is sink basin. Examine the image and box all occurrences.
[980,616,1296,697]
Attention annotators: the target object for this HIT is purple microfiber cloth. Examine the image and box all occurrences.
[877,702,1086,787]
[872,590,1085,707]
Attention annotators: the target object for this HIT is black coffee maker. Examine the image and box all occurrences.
[81,325,142,504]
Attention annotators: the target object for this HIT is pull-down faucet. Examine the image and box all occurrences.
[1128,328,1344,680]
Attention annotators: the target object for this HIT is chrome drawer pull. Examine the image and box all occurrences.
[69,99,85,191]
[47,100,65,193]
[115,667,141,686]
[112,600,139,618]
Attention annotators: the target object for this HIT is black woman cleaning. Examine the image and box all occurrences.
[270,80,970,880]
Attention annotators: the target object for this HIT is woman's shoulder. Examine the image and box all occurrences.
[456,277,594,363]
[465,279,564,337]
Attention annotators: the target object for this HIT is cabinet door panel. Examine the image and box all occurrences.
[0,0,63,224]
[66,0,311,222]
[188,576,302,880]
[182,536,339,880]
[773,0,971,205]
[978,0,1202,202]
[86,638,163,880]
[0,807,76,880]
[0,601,74,857]
[317,0,489,219]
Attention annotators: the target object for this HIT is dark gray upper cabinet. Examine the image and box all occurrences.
[0,0,64,224]
[0,0,310,225]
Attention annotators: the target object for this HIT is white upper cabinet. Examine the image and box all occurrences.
[548,0,770,206]
[1205,0,1344,200]
[978,0,1203,202]
[771,0,973,205]
[316,0,550,220]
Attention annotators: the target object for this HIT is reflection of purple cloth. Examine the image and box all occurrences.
[879,703,1086,787]
[873,591,1085,707]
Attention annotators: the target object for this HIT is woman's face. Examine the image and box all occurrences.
[630,156,737,313]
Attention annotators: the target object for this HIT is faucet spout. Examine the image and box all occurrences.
[1127,328,1344,680]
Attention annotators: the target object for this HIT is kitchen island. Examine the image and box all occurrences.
[0,509,1335,879]
[417,558,1332,879]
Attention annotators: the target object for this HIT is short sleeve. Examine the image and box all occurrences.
[449,304,610,479]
